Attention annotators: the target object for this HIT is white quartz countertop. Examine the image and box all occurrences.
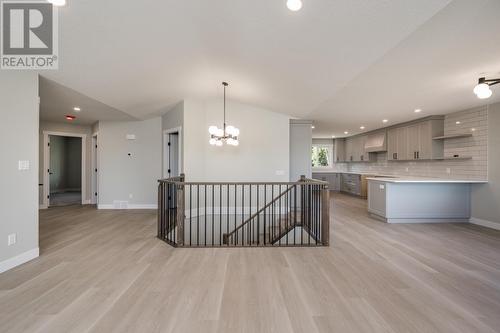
[312,171,378,175]
[366,176,487,184]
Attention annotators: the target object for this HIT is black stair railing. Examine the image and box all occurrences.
[157,175,330,247]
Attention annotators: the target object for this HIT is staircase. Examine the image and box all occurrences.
[158,175,330,247]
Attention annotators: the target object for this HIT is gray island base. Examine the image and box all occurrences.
[367,178,487,224]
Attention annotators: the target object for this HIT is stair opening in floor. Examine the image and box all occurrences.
[157,175,330,247]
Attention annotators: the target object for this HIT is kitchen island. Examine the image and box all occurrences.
[367,177,487,223]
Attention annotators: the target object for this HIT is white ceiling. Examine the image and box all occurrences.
[39,77,136,125]
[40,0,500,136]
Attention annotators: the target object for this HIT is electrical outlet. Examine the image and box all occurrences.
[8,233,16,246]
[446,168,451,174]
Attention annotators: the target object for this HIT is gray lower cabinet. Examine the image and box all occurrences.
[341,173,361,196]
[367,180,386,217]
[312,173,341,191]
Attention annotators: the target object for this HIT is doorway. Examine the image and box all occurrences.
[163,127,182,178]
[43,132,86,207]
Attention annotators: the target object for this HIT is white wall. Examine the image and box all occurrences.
[183,99,290,182]
[471,102,500,225]
[39,121,93,203]
[0,72,39,272]
[290,120,313,181]
[98,118,162,208]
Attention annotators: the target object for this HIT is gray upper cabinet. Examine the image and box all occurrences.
[332,116,444,164]
[388,126,408,161]
[345,138,354,162]
[387,117,444,161]
[334,138,345,162]
[336,135,375,163]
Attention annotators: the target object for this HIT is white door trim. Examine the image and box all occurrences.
[91,134,99,205]
[163,127,182,179]
[43,131,87,207]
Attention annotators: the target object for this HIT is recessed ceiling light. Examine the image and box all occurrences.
[456,121,461,125]
[48,0,67,6]
[382,119,388,123]
[311,125,315,129]
[331,135,336,138]
[360,126,365,130]
[286,0,303,11]
[471,128,476,132]
[414,109,422,113]
[73,107,81,112]
[65,115,76,121]
[344,131,349,135]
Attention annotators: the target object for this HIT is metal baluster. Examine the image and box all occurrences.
[212,184,214,247]
[189,184,192,246]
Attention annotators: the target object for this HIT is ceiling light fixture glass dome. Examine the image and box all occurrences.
[287,0,303,12]
[48,0,67,6]
[473,82,492,99]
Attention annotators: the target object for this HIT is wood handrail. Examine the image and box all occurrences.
[158,174,328,186]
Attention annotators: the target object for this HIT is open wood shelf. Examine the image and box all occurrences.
[432,133,473,140]
[436,156,473,161]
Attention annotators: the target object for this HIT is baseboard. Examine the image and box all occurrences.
[39,204,48,210]
[470,217,500,231]
[98,204,157,210]
[0,248,39,274]
[83,199,91,205]
[386,218,469,224]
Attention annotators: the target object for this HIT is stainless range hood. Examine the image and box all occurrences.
[364,131,387,152]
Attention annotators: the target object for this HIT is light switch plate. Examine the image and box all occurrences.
[18,160,29,170]
[8,233,16,246]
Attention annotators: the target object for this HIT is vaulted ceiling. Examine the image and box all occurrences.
[41,0,500,136]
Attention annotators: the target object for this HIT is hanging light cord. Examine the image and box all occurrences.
[223,82,228,133]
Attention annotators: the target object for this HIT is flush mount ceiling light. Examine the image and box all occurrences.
[474,77,500,99]
[287,0,302,11]
[344,131,349,135]
[47,0,67,6]
[414,109,422,113]
[360,126,365,130]
[382,119,389,123]
[311,125,315,129]
[73,107,81,112]
[209,82,239,147]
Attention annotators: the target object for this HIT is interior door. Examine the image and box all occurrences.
[164,132,180,178]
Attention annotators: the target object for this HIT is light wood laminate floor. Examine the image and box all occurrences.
[1,193,499,333]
